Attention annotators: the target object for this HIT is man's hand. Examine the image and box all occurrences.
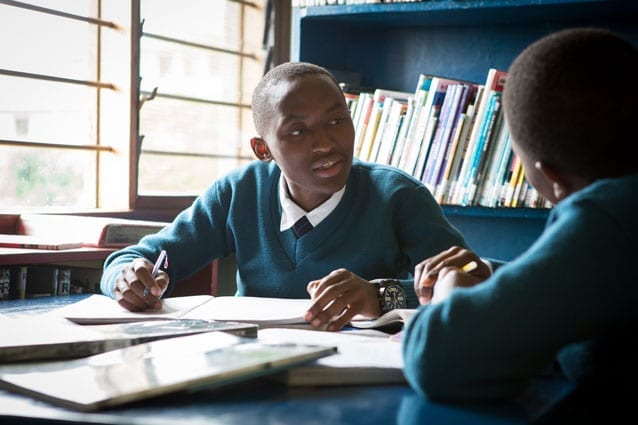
[414,246,490,304]
[304,268,380,331]
[428,266,484,304]
[114,258,169,312]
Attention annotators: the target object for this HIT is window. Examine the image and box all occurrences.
[0,0,265,212]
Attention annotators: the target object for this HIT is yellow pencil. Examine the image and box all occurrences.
[461,260,478,273]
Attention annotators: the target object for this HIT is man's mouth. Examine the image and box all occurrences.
[313,158,340,170]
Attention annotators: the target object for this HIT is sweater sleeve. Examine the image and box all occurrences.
[402,200,636,401]
[100,180,233,298]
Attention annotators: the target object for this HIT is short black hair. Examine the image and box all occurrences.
[503,28,638,179]
[251,62,342,136]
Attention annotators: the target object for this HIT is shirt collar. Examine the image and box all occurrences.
[279,175,345,232]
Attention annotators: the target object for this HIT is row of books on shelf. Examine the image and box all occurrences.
[0,265,102,301]
[344,68,552,209]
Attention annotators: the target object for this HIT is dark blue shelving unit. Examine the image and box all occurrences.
[291,0,638,261]
[441,206,548,261]
[292,0,638,92]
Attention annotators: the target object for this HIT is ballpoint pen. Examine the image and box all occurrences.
[152,249,168,278]
[145,250,168,296]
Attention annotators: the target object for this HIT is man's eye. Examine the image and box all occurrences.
[290,128,304,136]
[329,117,346,125]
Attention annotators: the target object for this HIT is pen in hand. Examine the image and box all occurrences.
[416,260,480,304]
[461,260,478,273]
[152,249,168,278]
[145,250,168,297]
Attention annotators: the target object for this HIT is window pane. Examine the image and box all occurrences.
[138,154,252,196]
[138,97,252,196]
[0,3,97,81]
[141,0,243,51]
[137,0,265,200]
[0,146,96,210]
[0,78,96,145]
[140,39,242,103]
[140,97,244,155]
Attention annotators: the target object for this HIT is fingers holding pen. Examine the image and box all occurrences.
[424,246,489,281]
[414,246,462,304]
[414,246,491,305]
[114,258,168,311]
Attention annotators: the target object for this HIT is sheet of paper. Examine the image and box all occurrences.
[57,294,313,326]
[57,294,215,324]
[182,296,312,325]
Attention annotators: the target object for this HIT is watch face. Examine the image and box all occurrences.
[383,284,406,310]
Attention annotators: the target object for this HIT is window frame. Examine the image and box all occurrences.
[0,0,290,217]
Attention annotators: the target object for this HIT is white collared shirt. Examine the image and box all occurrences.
[279,175,345,232]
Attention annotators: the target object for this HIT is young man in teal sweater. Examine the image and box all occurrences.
[101,62,470,331]
[403,28,638,403]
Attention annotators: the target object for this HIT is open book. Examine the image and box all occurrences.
[260,328,405,386]
[59,294,314,326]
[0,331,337,411]
[17,214,169,248]
[0,234,83,250]
[59,294,417,331]
[0,315,257,362]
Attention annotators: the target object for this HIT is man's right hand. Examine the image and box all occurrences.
[114,258,169,312]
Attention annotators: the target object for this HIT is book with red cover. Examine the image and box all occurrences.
[17,214,169,248]
[0,234,83,250]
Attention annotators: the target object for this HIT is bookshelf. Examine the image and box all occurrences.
[291,0,638,260]
[0,214,217,301]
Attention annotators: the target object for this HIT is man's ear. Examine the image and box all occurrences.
[250,137,272,162]
[534,161,570,202]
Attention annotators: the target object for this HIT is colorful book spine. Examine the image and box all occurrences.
[450,69,506,205]
[466,93,503,204]
[434,84,477,201]
[478,131,512,207]
[377,100,408,165]
[445,86,483,204]
[353,93,374,159]
[398,74,434,174]
[421,84,461,192]
[459,90,502,205]
[358,100,383,161]
[411,78,457,180]
[390,97,415,168]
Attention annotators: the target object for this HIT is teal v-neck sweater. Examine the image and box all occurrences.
[101,160,467,306]
[403,174,638,400]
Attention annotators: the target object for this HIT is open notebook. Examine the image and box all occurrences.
[59,294,313,326]
[58,294,416,330]
[0,331,337,411]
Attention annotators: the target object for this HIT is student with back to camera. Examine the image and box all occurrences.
[402,28,638,405]
[100,61,475,331]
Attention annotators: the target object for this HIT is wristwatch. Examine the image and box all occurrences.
[376,279,407,313]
